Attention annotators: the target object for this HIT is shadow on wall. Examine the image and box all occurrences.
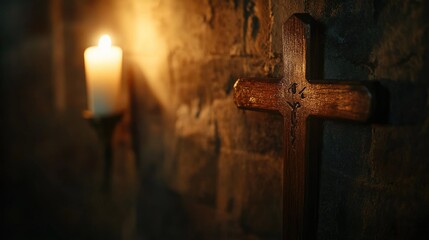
[126,60,190,239]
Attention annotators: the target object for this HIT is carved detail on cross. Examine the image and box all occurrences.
[233,13,379,240]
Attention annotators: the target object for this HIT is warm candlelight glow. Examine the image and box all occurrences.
[98,34,112,49]
[116,1,169,109]
[84,34,123,116]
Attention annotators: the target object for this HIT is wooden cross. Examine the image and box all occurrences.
[234,14,375,240]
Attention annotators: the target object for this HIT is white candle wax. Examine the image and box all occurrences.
[84,34,123,116]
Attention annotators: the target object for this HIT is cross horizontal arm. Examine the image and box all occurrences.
[234,77,282,113]
[306,82,373,122]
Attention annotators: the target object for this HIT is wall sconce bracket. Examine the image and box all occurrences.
[83,110,123,192]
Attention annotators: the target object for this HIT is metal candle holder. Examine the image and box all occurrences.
[83,110,123,193]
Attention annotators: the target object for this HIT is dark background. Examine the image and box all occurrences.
[1,0,429,239]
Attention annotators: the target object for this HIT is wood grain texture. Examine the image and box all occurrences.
[233,13,374,240]
[234,77,282,113]
[307,83,372,121]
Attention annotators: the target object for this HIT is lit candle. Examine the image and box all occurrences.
[84,34,123,116]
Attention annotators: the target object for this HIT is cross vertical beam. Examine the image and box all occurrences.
[233,13,374,240]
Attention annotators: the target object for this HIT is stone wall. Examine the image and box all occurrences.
[1,0,428,239]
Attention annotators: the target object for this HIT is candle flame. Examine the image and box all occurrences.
[98,34,112,49]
